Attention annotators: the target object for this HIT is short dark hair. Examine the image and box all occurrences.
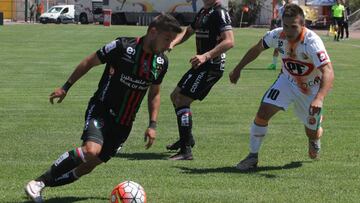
[148,14,182,34]
[283,3,305,20]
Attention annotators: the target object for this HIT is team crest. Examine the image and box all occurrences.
[308,116,316,125]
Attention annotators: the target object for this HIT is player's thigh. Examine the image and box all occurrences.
[98,124,132,162]
[177,67,223,101]
[293,93,322,131]
[260,74,293,120]
[171,87,194,107]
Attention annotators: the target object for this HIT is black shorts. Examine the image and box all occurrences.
[81,101,132,162]
[333,17,344,27]
[177,63,223,101]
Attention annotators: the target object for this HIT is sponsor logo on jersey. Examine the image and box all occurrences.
[119,74,150,90]
[126,46,136,55]
[317,51,328,62]
[156,57,164,64]
[105,40,117,53]
[283,58,314,76]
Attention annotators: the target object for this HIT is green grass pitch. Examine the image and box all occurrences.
[0,24,360,202]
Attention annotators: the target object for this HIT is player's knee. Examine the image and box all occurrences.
[254,116,269,127]
[170,91,177,104]
[171,92,190,108]
[251,122,268,137]
[82,145,101,160]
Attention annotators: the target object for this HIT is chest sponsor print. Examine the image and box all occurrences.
[282,58,314,76]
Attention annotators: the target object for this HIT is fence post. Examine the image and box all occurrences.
[25,0,28,22]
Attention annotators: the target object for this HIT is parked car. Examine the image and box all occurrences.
[40,5,75,24]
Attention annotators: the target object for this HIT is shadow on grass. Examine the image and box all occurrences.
[175,161,311,178]
[115,152,169,160]
[20,196,107,203]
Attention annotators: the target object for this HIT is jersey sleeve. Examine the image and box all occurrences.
[152,55,168,85]
[96,38,123,64]
[307,37,331,68]
[262,29,279,49]
[214,8,232,33]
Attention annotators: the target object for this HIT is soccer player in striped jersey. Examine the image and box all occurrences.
[229,4,334,171]
[166,0,234,160]
[25,14,181,202]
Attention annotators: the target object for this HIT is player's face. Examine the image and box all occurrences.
[282,15,304,41]
[150,29,177,54]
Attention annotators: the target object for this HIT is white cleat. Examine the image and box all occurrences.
[236,154,258,171]
[25,180,45,203]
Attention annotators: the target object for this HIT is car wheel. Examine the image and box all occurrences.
[80,14,88,24]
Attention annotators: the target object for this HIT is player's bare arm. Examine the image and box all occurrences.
[229,39,266,84]
[144,84,161,149]
[310,63,335,114]
[49,53,102,104]
[190,30,234,68]
[169,26,195,50]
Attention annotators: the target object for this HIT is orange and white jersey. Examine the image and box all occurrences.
[262,27,331,95]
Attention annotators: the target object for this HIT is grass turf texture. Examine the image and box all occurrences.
[0,24,359,203]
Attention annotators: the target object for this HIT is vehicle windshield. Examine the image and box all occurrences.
[47,7,63,13]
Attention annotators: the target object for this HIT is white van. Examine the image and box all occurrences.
[39,5,75,24]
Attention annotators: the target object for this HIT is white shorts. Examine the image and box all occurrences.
[262,74,322,130]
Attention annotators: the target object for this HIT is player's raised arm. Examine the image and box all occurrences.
[144,84,161,149]
[169,26,195,50]
[49,52,102,104]
[229,39,267,84]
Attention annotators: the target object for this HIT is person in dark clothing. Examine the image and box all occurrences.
[166,0,234,160]
[24,14,181,203]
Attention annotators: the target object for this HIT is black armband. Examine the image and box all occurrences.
[62,81,73,93]
[148,120,157,130]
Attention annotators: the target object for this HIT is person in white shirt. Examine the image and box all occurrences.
[229,4,334,171]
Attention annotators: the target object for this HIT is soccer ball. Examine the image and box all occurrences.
[110,181,146,203]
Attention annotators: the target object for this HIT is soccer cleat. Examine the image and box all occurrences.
[236,153,258,171]
[267,63,276,70]
[308,138,321,159]
[25,180,45,203]
[166,138,195,151]
[169,152,193,160]
[169,146,193,160]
